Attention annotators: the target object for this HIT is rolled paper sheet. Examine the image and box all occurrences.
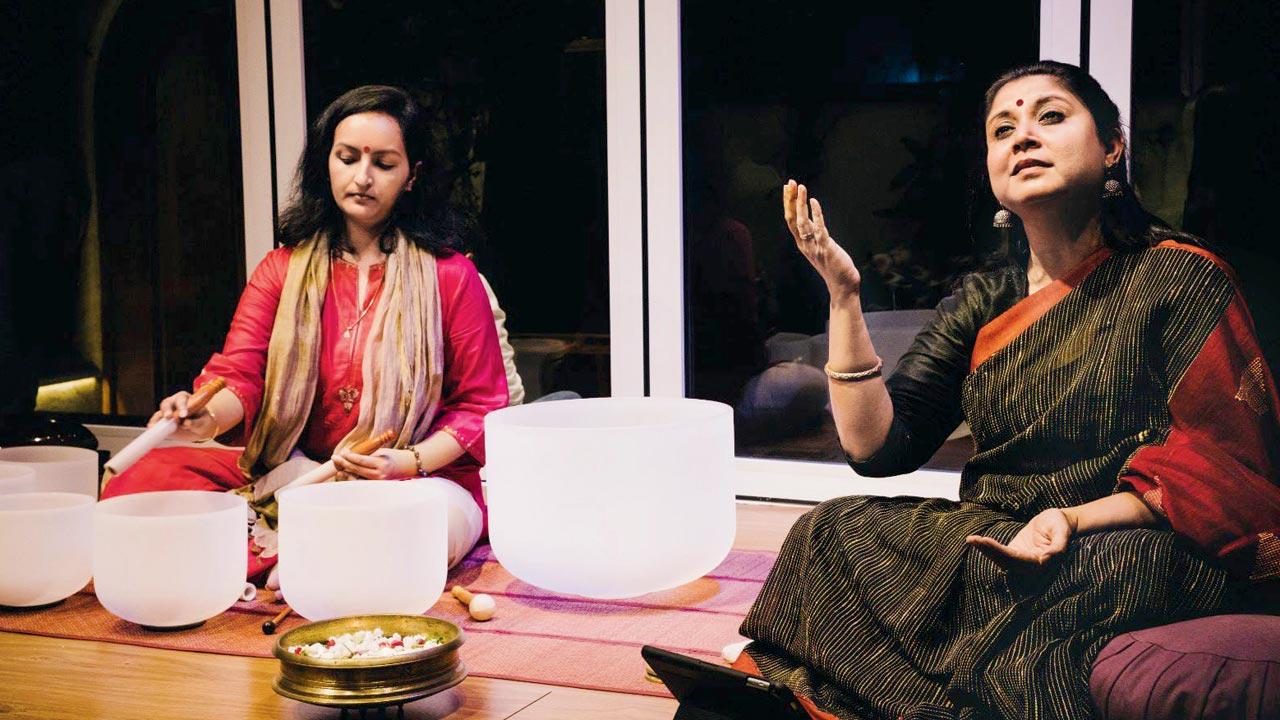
[277,430,397,493]
[104,379,227,475]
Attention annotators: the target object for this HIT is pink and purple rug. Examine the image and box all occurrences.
[0,545,777,697]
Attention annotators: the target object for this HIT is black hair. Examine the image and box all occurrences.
[276,84,476,256]
[980,61,1200,255]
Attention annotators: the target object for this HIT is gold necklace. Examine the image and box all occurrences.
[334,259,385,413]
[341,293,379,339]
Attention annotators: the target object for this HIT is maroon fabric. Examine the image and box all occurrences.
[1090,614,1280,719]
[1118,242,1280,580]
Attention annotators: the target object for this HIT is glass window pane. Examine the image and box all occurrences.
[681,2,1037,466]
[301,0,609,402]
[1,0,245,421]
[1131,0,1280,377]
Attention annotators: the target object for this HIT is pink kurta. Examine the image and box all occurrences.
[104,247,509,547]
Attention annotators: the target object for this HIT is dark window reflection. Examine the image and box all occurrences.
[682,2,1036,464]
[1132,0,1280,379]
[0,0,244,420]
[302,0,609,401]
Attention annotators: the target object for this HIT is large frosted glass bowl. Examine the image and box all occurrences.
[94,491,247,628]
[0,492,94,607]
[0,446,99,498]
[485,397,736,598]
[277,481,447,621]
[0,462,38,495]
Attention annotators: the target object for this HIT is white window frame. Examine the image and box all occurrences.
[222,0,1134,502]
[1089,0,1133,161]
[268,0,308,239]
[639,0,1107,501]
[1041,0,1083,65]
[606,0,647,397]
[233,0,647,396]
[234,0,275,276]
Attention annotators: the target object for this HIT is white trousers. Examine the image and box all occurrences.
[262,457,485,584]
[407,476,485,568]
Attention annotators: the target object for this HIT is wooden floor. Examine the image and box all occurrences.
[0,502,809,720]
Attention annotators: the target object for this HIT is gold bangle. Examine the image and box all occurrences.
[193,406,221,444]
[824,357,884,383]
[409,445,427,477]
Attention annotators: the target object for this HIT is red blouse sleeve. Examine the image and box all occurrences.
[429,253,509,463]
[1118,252,1280,581]
[194,248,291,444]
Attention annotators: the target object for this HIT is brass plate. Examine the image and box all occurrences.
[273,615,466,708]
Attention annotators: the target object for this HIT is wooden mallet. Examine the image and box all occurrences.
[262,605,292,635]
[450,585,496,621]
[278,430,398,492]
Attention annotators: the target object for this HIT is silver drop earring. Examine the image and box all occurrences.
[1103,162,1123,198]
[993,207,1013,229]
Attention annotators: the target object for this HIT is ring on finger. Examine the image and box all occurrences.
[800,232,816,242]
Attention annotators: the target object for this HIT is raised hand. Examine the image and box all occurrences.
[783,179,861,300]
[966,508,1077,574]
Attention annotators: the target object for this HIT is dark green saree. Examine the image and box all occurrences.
[741,243,1280,719]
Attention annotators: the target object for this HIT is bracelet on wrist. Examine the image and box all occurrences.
[409,445,428,477]
[824,356,884,383]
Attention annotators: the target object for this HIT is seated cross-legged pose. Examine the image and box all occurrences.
[103,85,508,577]
[739,61,1280,719]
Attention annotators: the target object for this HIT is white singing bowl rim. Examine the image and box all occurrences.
[0,491,96,514]
[0,445,99,463]
[486,397,731,430]
[278,480,439,509]
[96,490,246,521]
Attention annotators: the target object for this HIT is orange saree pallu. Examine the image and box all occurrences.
[741,242,1280,719]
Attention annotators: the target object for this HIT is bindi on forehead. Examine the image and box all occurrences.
[1016,99,1023,106]
[362,146,371,153]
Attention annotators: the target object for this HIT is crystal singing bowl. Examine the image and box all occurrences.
[0,462,38,495]
[0,446,99,498]
[277,481,447,621]
[93,490,247,628]
[0,492,94,607]
[273,614,465,708]
[485,397,737,599]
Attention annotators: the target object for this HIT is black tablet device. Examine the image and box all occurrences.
[641,645,810,720]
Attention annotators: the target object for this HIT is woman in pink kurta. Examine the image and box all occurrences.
[103,85,508,579]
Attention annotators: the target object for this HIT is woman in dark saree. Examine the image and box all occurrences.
[738,61,1280,719]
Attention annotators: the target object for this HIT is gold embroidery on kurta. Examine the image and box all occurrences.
[1250,531,1280,581]
[1234,357,1270,416]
